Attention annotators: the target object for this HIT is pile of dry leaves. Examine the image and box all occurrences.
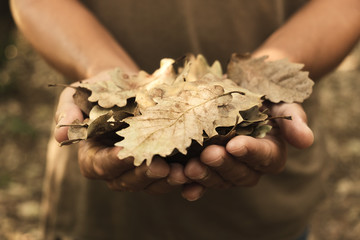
[54,54,313,166]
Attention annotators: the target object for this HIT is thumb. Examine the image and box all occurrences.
[271,103,314,149]
[54,87,84,143]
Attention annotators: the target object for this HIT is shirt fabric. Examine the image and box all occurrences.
[41,1,326,240]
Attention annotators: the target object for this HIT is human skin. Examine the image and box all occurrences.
[183,0,360,199]
[11,0,360,200]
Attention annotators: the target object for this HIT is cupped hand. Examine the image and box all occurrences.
[182,103,314,200]
[53,71,189,194]
[78,139,188,194]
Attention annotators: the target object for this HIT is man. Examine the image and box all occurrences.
[11,0,360,239]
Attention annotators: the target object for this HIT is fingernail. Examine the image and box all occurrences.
[187,196,199,201]
[227,141,247,157]
[294,115,312,134]
[167,178,185,186]
[196,169,208,180]
[146,169,157,178]
[187,166,208,180]
[167,178,176,185]
[206,157,224,167]
[146,168,167,178]
[185,190,205,202]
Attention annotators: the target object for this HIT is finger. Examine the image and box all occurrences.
[226,135,286,174]
[108,157,170,192]
[201,145,261,186]
[184,158,230,188]
[181,183,206,201]
[145,178,176,195]
[167,163,189,186]
[271,103,314,149]
[78,140,134,179]
[54,87,84,143]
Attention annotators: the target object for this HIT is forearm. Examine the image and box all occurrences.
[254,0,360,79]
[10,0,139,80]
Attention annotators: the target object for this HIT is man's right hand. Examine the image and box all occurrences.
[53,71,189,195]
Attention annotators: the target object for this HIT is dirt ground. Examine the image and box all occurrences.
[1,29,360,240]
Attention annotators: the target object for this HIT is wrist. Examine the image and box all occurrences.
[252,47,298,63]
[85,61,140,79]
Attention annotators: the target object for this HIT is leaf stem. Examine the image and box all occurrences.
[267,115,292,121]
[48,83,76,89]
[57,123,89,128]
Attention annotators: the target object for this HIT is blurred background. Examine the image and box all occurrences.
[1,1,360,239]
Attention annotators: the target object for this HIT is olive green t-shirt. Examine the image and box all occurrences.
[41,1,326,240]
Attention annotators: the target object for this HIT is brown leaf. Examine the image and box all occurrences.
[59,101,135,146]
[79,70,143,108]
[48,83,94,115]
[59,119,88,146]
[206,78,263,128]
[73,87,94,115]
[227,54,314,103]
[239,105,268,127]
[56,54,307,168]
[115,76,265,166]
[116,85,239,166]
[79,60,176,108]
[88,99,138,121]
[87,110,129,138]
[183,54,223,82]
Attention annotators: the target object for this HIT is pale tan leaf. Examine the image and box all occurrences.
[116,85,235,166]
[67,119,88,140]
[227,54,314,103]
[185,54,223,82]
[143,58,176,90]
[79,69,143,108]
[79,62,176,108]
[89,100,137,121]
[194,75,264,128]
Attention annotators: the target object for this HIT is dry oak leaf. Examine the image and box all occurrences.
[72,87,94,115]
[59,119,89,146]
[79,59,176,108]
[86,110,129,139]
[78,70,148,108]
[189,75,264,127]
[116,85,240,166]
[135,56,222,110]
[59,104,135,146]
[239,105,268,127]
[182,54,223,82]
[88,100,138,121]
[141,71,263,127]
[227,54,314,103]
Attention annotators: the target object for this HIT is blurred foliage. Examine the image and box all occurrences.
[0,173,11,189]
[0,1,17,97]
[0,72,19,97]
[0,0,14,67]
[0,115,37,139]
